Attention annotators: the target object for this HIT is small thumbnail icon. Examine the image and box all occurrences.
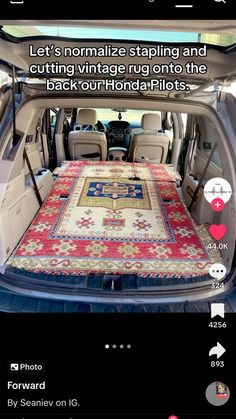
[10,363,19,371]
[216,382,229,399]
[209,224,226,240]
[211,303,225,319]
[206,382,230,406]
[204,178,232,204]
[209,263,227,280]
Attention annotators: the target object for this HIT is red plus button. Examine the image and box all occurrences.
[211,198,225,212]
[168,416,178,419]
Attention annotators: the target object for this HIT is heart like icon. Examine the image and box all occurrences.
[209,224,227,240]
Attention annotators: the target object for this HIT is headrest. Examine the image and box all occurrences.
[141,113,162,131]
[77,109,97,125]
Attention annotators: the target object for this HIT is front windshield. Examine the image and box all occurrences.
[2,25,236,47]
[95,108,161,124]
[73,108,161,124]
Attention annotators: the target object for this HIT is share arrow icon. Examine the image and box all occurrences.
[209,342,226,359]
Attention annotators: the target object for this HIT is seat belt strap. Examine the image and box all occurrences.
[36,123,46,166]
[23,149,43,207]
[188,143,217,211]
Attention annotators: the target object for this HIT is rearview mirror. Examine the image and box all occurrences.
[111,108,127,113]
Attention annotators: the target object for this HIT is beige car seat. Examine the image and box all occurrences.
[129,113,170,163]
[68,109,107,160]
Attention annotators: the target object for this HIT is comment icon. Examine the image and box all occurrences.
[209,263,227,280]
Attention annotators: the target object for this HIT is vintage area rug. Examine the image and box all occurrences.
[8,162,221,281]
[53,161,182,182]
